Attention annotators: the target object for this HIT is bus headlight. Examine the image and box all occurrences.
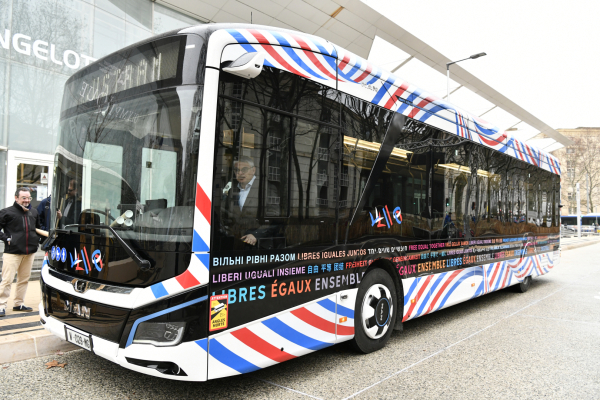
[133,322,186,346]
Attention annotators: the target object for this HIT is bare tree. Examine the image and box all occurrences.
[554,132,600,213]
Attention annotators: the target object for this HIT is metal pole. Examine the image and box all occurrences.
[446,65,450,101]
[446,54,485,102]
[576,182,581,238]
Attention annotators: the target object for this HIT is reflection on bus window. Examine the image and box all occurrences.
[52,87,202,252]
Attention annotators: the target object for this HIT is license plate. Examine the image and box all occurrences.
[65,326,93,352]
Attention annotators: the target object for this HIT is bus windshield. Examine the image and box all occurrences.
[561,216,577,225]
[51,86,202,252]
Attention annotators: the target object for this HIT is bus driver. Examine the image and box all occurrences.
[221,156,279,248]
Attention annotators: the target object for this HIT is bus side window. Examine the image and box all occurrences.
[214,67,342,250]
[286,122,338,247]
[337,96,390,242]
[213,99,288,251]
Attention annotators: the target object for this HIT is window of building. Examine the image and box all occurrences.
[0,0,203,208]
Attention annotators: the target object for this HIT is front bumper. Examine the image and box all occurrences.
[40,308,208,381]
[40,268,209,381]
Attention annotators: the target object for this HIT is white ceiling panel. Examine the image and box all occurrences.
[158,0,218,21]
[222,1,270,24]
[324,19,361,42]
[336,8,372,34]
[510,122,541,142]
[478,107,521,131]
[367,36,411,71]
[271,0,294,7]
[211,10,247,24]
[285,1,331,27]
[313,26,352,48]
[302,0,341,15]
[353,32,374,51]
[276,9,322,33]
[238,0,285,16]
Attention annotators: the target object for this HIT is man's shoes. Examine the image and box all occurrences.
[12,305,33,312]
[0,309,4,317]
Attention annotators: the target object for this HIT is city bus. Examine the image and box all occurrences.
[561,214,598,233]
[561,214,578,229]
[39,23,561,381]
[582,214,600,232]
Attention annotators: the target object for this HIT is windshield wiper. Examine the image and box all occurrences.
[58,224,151,270]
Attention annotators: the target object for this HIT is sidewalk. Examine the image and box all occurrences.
[0,280,78,364]
[560,235,600,251]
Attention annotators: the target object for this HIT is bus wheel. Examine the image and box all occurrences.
[352,268,397,354]
[514,276,532,293]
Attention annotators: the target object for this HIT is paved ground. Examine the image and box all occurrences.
[0,281,43,338]
[1,244,599,400]
[560,234,600,250]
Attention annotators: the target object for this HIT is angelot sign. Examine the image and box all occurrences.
[0,29,97,70]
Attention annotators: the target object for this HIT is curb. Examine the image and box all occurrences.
[561,240,600,252]
[0,328,79,364]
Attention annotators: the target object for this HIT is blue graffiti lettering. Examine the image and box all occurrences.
[370,207,385,226]
[91,250,103,271]
[69,250,81,270]
[393,206,402,224]
[370,205,402,228]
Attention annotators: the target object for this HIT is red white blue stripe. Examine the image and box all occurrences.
[402,253,554,322]
[222,28,561,176]
[205,296,355,379]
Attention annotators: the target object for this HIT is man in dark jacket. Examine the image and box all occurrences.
[36,195,51,231]
[56,179,81,227]
[0,187,41,317]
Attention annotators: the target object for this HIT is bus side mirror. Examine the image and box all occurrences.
[222,51,265,79]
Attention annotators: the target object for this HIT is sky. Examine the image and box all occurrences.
[363,0,600,132]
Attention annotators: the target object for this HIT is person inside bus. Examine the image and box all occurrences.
[444,212,454,227]
[442,212,458,238]
[221,156,280,248]
[56,179,82,227]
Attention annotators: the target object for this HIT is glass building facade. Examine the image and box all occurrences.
[0,0,203,209]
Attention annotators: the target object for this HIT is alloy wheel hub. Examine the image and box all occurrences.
[361,284,393,339]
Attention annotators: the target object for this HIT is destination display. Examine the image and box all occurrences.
[62,36,185,110]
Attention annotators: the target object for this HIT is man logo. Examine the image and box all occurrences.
[64,300,91,319]
[72,279,88,293]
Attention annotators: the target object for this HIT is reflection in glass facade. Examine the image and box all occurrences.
[0,0,203,208]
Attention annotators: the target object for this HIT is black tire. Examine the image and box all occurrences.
[351,268,397,354]
[514,275,532,293]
